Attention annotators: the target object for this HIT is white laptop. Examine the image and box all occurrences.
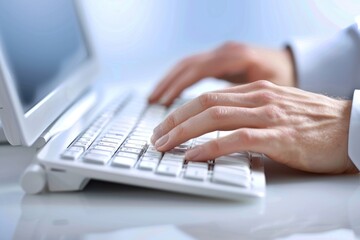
[0,0,265,200]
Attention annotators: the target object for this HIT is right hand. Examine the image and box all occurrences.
[148,41,296,106]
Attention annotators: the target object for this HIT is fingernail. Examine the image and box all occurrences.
[186,147,202,160]
[155,134,169,148]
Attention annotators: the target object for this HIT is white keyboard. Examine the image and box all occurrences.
[59,96,266,199]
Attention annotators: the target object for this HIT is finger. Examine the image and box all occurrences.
[148,61,188,104]
[151,92,263,143]
[157,68,203,106]
[185,128,280,161]
[217,72,247,84]
[154,107,264,152]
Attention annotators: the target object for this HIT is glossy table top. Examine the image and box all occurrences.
[1,145,359,240]
[2,1,360,238]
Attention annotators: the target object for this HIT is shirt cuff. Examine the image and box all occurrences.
[289,24,360,99]
[349,89,360,171]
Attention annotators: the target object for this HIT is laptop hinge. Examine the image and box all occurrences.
[33,90,97,148]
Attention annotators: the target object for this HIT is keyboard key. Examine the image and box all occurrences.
[142,156,161,163]
[104,134,124,140]
[128,135,149,141]
[156,164,182,177]
[184,167,207,181]
[143,151,162,158]
[173,146,188,151]
[126,139,148,145]
[107,129,127,135]
[83,153,111,165]
[68,146,85,153]
[162,152,184,161]
[78,137,93,142]
[212,171,250,188]
[162,152,185,160]
[147,145,157,151]
[132,130,152,136]
[73,141,92,150]
[187,161,208,169]
[123,143,145,149]
[116,152,139,159]
[95,141,120,149]
[215,157,250,169]
[228,152,250,158]
[82,132,96,139]
[89,149,113,157]
[112,156,137,168]
[179,141,193,148]
[214,165,250,176]
[168,148,186,155]
[160,158,184,168]
[120,147,143,155]
[61,148,84,160]
[138,160,158,171]
[93,145,117,153]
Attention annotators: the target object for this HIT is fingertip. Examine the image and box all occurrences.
[148,97,157,104]
[148,91,161,103]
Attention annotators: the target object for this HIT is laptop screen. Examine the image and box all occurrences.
[0,0,89,113]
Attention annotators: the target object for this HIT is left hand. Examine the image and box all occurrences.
[151,80,358,174]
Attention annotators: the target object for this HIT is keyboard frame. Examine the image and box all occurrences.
[36,93,266,200]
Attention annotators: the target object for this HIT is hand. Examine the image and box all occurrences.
[148,42,295,106]
[151,80,358,174]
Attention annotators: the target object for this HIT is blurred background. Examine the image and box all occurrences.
[83,0,360,90]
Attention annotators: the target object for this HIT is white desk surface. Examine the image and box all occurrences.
[1,144,360,240]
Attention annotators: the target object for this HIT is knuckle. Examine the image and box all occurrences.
[253,80,274,89]
[198,93,218,108]
[175,124,186,137]
[263,105,283,122]
[236,129,255,145]
[257,90,277,104]
[208,106,228,121]
[279,128,294,141]
[165,114,177,129]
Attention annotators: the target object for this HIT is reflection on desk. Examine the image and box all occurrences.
[9,157,360,240]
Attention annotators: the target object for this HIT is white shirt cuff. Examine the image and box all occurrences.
[349,90,360,171]
[289,24,360,99]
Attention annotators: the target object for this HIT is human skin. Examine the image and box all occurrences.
[148,41,295,106]
[149,42,359,174]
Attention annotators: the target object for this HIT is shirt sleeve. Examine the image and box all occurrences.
[349,90,360,171]
[289,23,360,171]
[290,24,360,98]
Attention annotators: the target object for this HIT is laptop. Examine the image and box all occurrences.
[0,0,265,200]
